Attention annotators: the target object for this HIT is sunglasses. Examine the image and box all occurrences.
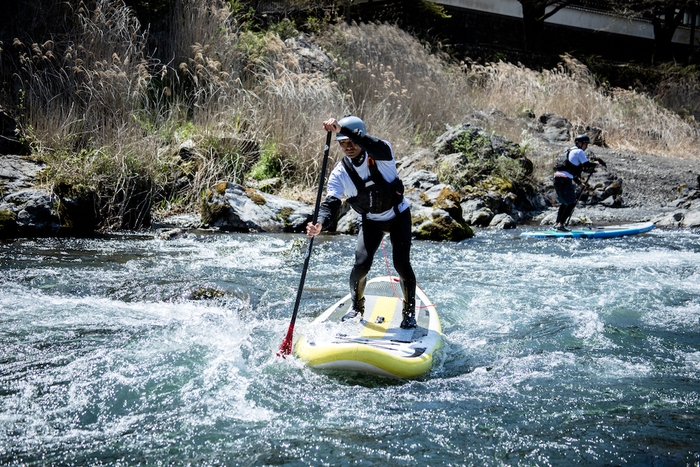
[338,140,356,148]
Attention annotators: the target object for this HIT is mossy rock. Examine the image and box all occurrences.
[437,127,533,194]
[434,186,461,206]
[277,207,295,227]
[433,186,464,219]
[415,212,474,241]
[52,183,98,234]
[411,213,429,226]
[188,287,226,300]
[0,210,18,238]
[477,175,514,193]
[419,191,431,205]
[52,199,74,229]
[200,201,229,226]
[214,181,228,195]
[245,189,266,205]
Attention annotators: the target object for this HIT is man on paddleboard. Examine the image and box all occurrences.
[305,116,417,329]
[553,134,601,231]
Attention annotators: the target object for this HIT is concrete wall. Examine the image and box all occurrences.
[354,0,697,46]
[432,4,655,63]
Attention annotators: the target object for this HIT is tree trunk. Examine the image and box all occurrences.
[652,5,685,63]
[521,2,547,52]
[690,7,697,64]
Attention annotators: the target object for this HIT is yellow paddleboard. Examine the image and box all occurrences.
[294,276,443,379]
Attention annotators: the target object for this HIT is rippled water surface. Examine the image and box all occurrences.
[1,227,699,466]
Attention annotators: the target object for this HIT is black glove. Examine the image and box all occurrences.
[590,156,607,168]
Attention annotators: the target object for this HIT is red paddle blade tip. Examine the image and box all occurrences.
[277,325,295,358]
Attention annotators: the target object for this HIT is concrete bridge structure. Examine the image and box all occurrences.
[352,0,698,48]
[432,0,697,46]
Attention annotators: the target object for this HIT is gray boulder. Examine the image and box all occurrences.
[681,208,700,228]
[0,155,97,237]
[412,208,474,241]
[201,181,313,232]
[402,169,440,192]
[2,189,61,235]
[538,113,572,142]
[284,34,336,74]
[489,213,517,229]
[0,155,45,191]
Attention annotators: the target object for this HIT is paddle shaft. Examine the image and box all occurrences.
[278,131,332,356]
[565,170,594,226]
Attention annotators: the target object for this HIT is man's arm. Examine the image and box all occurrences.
[337,126,393,161]
[306,195,342,237]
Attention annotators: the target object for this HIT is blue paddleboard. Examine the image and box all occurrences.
[520,221,654,239]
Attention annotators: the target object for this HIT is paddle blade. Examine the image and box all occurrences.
[277,324,295,358]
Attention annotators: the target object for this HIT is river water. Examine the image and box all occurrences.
[1,227,699,466]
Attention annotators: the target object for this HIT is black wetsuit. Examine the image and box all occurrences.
[554,146,597,226]
[316,126,416,319]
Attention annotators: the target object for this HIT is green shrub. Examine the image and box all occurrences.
[248,141,281,180]
[438,129,533,193]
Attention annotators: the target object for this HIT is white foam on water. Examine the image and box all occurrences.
[457,348,656,400]
[1,277,286,448]
[3,230,700,465]
[685,351,700,373]
[570,307,613,347]
[131,235,290,273]
[645,302,700,330]
[179,353,276,425]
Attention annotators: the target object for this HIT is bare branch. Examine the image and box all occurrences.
[540,1,576,22]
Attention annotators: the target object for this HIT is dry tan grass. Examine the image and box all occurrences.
[319,22,472,153]
[464,55,699,158]
[317,24,699,161]
[249,58,346,185]
[14,0,252,225]
[17,3,150,149]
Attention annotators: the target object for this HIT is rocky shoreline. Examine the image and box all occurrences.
[2,112,700,240]
[123,123,700,237]
[3,28,700,241]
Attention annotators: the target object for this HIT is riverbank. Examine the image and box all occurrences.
[3,22,700,238]
[3,123,700,240]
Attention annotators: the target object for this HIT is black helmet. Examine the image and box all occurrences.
[336,115,366,141]
[574,134,591,145]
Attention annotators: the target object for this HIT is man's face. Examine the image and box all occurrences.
[338,139,362,158]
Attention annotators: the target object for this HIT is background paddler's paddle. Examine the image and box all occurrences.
[278,131,332,357]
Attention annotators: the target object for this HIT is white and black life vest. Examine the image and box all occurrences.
[553,148,584,177]
[341,156,404,216]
